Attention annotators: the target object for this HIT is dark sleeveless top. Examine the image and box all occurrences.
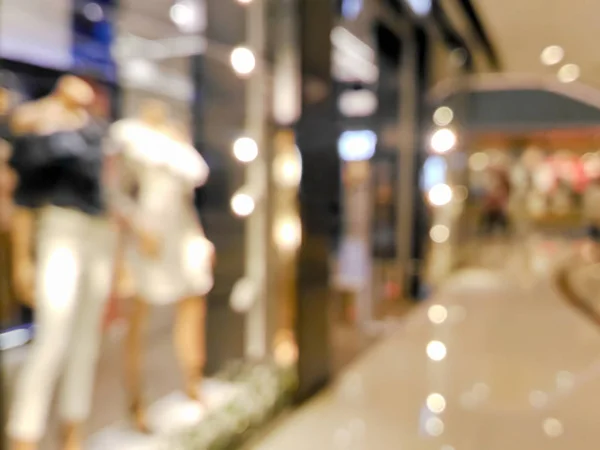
[9,121,107,215]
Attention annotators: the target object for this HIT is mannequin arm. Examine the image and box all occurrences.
[10,207,35,306]
[103,152,159,258]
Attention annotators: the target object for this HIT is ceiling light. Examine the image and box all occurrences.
[540,45,564,66]
[542,418,564,438]
[558,63,580,83]
[237,0,253,3]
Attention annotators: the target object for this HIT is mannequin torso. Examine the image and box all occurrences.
[109,117,211,304]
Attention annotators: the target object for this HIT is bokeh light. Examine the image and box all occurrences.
[426,393,446,414]
[433,106,454,126]
[231,192,255,217]
[233,137,258,163]
[540,45,564,66]
[429,225,450,243]
[430,128,457,153]
[428,183,453,206]
[231,47,256,75]
[428,304,448,324]
[427,340,447,361]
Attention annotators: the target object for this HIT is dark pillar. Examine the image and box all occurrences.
[408,27,431,300]
[295,0,337,402]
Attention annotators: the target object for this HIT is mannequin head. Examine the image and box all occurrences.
[54,75,94,108]
[138,100,169,128]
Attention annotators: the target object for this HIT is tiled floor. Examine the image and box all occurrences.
[248,237,600,450]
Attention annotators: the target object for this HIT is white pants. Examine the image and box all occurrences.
[7,207,117,441]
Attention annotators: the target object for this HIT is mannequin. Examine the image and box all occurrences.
[107,100,214,432]
[1,85,19,327]
[6,75,118,450]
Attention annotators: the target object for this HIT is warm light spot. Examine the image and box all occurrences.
[233,137,258,163]
[558,63,580,83]
[429,225,450,244]
[529,390,548,409]
[433,106,454,126]
[274,216,302,251]
[428,184,453,207]
[231,47,256,75]
[274,151,303,187]
[274,339,298,367]
[425,417,445,436]
[427,305,448,324]
[427,340,447,361]
[426,393,446,414]
[231,192,255,216]
[430,128,456,154]
[469,152,489,171]
[543,418,564,437]
[540,45,564,66]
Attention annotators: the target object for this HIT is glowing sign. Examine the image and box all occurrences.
[338,130,377,161]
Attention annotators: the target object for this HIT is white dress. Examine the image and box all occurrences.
[109,119,214,305]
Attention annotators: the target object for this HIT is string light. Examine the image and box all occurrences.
[430,128,456,154]
[426,340,447,361]
[231,192,255,217]
[433,106,454,126]
[233,137,258,163]
[428,183,453,207]
[429,224,450,243]
[231,47,256,75]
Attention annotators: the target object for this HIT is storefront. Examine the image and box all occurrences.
[0,0,120,349]
[0,0,320,448]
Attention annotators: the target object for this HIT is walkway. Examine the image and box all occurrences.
[248,237,600,450]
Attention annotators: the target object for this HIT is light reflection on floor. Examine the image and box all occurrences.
[249,237,600,450]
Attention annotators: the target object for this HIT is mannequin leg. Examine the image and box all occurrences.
[57,220,116,450]
[174,296,206,401]
[124,295,150,432]
[7,219,83,448]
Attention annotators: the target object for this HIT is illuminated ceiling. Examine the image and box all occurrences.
[472,0,600,87]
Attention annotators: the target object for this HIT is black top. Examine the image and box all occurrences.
[0,118,10,143]
[9,121,106,215]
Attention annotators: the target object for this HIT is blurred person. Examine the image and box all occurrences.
[582,176,600,261]
[480,169,511,236]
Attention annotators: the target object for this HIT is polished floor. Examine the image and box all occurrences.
[249,237,600,450]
